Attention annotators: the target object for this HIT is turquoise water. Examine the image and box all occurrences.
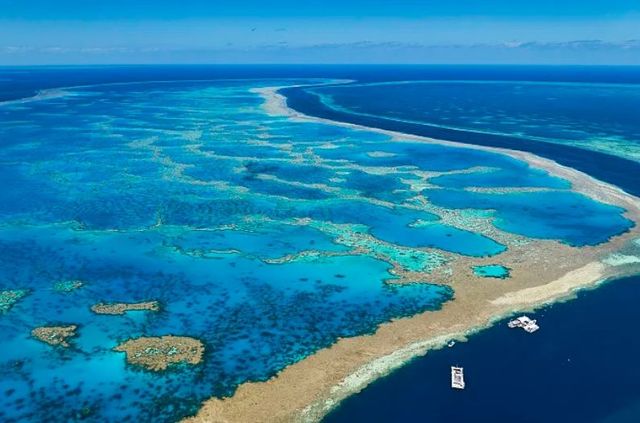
[429,167,569,189]
[426,189,632,246]
[0,76,632,422]
[472,265,511,279]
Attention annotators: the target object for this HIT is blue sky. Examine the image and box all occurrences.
[1,0,639,64]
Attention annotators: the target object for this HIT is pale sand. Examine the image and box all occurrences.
[186,85,640,423]
[490,262,606,306]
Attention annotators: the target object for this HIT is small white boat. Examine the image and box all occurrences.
[451,366,465,390]
[447,340,456,348]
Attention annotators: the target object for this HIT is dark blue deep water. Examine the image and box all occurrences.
[4,65,640,104]
[325,275,640,423]
[307,81,640,161]
[282,67,640,197]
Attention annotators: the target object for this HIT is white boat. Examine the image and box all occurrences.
[508,315,540,333]
[451,366,465,389]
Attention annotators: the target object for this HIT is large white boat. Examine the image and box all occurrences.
[451,366,465,389]
[508,316,540,333]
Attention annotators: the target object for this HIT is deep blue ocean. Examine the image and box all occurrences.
[307,81,640,161]
[325,275,640,423]
[1,65,639,422]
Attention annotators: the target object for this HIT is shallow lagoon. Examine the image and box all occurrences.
[0,224,452,422]
[473,264,511,279]
[0,79,632,421]
[426,189,633,246]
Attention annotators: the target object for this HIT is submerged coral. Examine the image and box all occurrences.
[0,289,29,314]
[53,280,85,292]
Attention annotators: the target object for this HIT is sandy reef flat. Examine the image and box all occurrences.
[185,86,640,423]
[91,301,160,315]
[31,325,78,348]
[115,335,205,372]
